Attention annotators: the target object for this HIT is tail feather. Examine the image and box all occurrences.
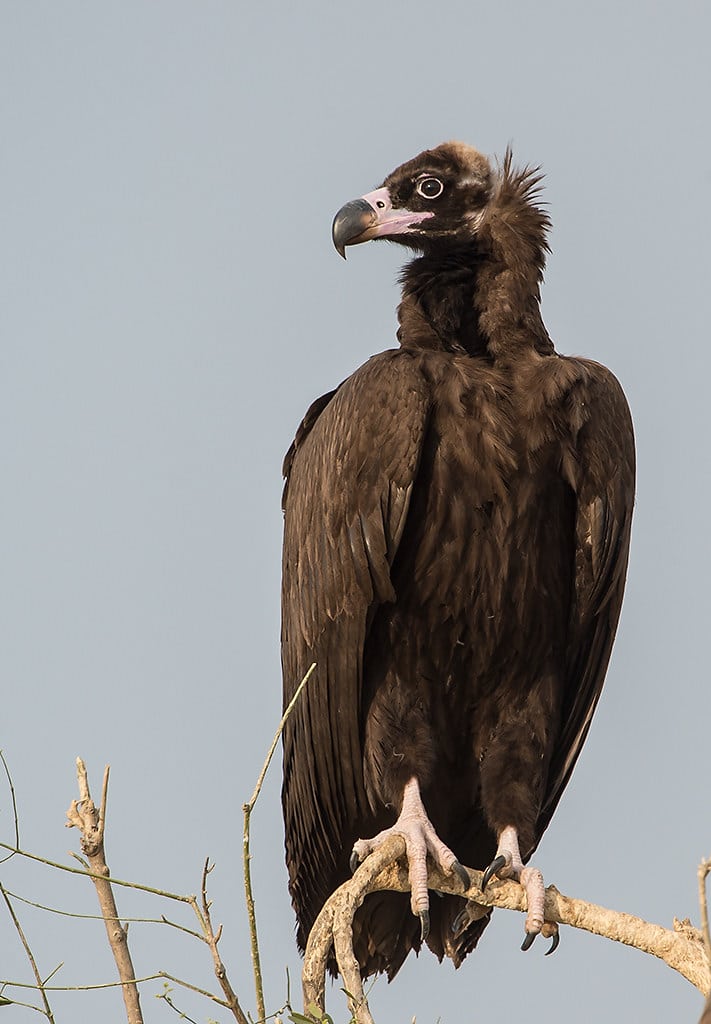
[345,891,491,980]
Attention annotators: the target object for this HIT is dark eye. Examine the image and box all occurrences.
[416,176,444,199]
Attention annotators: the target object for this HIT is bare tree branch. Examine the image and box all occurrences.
[699,858,711,965]
[196,858,250,1024]
[0,838,196,902]
[3,726,706,1023]
[3,761,247,1024]
[66,758,143,1024]
[243,662,315,1022]
[0,750,20,865]
[64,758,249,1023]
[698,857,711,1024]
[303,835,711,1024]
[0,883,55,1021]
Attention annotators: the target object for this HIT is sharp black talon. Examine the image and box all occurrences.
[454,913,471,937]
[545,930,560,956]
[350,850,360,873]
[481,854,507,890]
[521,932,537,952]
[451,907,468,935]
[419,909,430,942]
[453,860,470,891]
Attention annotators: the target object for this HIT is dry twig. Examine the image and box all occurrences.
[698,857,711,1024]
[243,662,316,1022]
[0,750,20,863]
[4,797,247,1021]
[196,858,249,1024]
[65,758,249,1024]
[0,883,56,1021]
[66,758,143,1024]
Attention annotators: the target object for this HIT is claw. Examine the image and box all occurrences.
[350,777,466,938]
[451,899,488,936]
[521,931,537,952]
[481,854,507,890]
[452,860,470,892]
[451,907,469,935]
[545,929,560,956]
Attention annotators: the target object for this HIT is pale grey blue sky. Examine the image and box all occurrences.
[1,2,710,1022]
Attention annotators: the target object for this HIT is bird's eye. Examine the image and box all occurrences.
[416,177,444,199]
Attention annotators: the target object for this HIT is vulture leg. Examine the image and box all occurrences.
[482,825,558,953]
[351,776,469,940]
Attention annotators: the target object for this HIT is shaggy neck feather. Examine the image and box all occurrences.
[396,162,555,361]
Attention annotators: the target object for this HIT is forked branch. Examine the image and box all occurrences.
[64,760,249,1024]
[65,758,143,1024]
[302,835,711,1024]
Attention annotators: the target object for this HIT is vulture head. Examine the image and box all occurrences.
[332,142,495,258]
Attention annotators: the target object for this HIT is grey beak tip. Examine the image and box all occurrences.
[332,197,377,258]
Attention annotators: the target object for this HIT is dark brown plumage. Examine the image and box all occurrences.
[281,142,635,978]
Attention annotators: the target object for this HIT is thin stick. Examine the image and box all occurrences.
[698,857,711,1024]
[0,995,47,1014]
[699,857,711,962]
[242,662,315,1022]
[2,870,243,1017]
[246,662,317,813]
[0,884,55,1022]
[0,750,20,864]
[158,990,200,1024]
[66,759,143,1024]
[0,968,233,1003]
[1,886,183,926]
[0,840,195,902]
[198,859,249,1024]
[159,914,205,941]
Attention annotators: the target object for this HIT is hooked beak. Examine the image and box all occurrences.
[332,187,434,259]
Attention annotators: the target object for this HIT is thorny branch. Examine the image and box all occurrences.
[303,835,711,1024]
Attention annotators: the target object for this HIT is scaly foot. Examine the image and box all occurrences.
[350,777,469,941]
[481,825,559,954]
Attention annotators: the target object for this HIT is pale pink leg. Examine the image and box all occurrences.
[351,777,469,939]
[482,825,558,953]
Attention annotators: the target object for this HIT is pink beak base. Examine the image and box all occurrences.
[332,186,434,257]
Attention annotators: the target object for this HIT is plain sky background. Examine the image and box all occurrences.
[1,2,710,1022]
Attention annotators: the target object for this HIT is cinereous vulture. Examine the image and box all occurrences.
[281,142,635,978]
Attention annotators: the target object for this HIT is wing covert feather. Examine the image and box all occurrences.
[281,351,431,945]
